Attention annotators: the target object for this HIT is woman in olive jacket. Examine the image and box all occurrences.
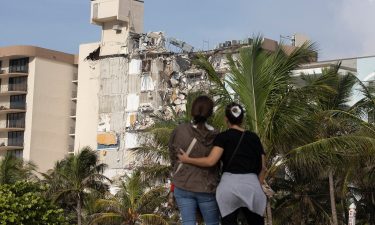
[168,96,220,225]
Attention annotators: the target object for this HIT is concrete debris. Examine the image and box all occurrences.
[138,103,154,113]
[175,55,191,71]
[126,113,137,128]
[209,55,230,73]
[169,37,194,53]
[98,114,111,132]
[137,31,167,53]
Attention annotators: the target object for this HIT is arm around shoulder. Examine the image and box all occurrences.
[178,146,224,167]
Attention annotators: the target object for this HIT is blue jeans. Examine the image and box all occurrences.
[174,187,220,225]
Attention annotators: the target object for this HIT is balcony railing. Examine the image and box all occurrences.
[0,105,26,110]
[73,73,78,81]
[72,91,77,98]
[9,103,26,110]
[9,66,28,73]
[7,139,24,147]
[6,122,25,129]
[8,85,27,92]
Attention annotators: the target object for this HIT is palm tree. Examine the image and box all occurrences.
[289,65,375,225]
[133,119,176,185]
[42,146,110,225]
[194,36,318,225]
[89,171,169,225]
[272,165,331,225]
[0,153,36,185]
[345,78,375,224]
[194,36,375,225]
[348,156,375,224]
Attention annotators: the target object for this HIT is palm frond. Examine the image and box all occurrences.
[139,214,169,225]
[88,212,123,225]
[285,135,375,174]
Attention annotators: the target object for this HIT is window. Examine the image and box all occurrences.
[0,61,3,73]
[9,77,27,91]
[6,113,25,128]
[10,95,26,109]
[8,131,24,146]
[9,58,29,73]
[8,150,23,159]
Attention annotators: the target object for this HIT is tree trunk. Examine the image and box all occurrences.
[329,170,338,225]
[265,200,273,225]
[77,194,82,225]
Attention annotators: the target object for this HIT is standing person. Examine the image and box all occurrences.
[178,102,267,225]
[169,96,220,225]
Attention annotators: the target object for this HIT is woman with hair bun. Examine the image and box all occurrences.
[168,95,220,225]
[178,102,267,225]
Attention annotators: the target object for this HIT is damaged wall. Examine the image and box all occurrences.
[78,31,283,177]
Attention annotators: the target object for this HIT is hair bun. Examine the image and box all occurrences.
[231,106,242,118]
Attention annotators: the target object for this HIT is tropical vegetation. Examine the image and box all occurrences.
[0,36,374,224]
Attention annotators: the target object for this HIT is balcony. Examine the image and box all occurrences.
[0,137,24,151]
[0,71,28,78]
[0,144,23,151]
[1,114,25,132]
[0,81,28,96]
[0,104,26,115]
[71,91,77,101]
[0,127,25,132]
[0,90,27,96]
[72,73,78,83]
[68,145,75,154]
[70,109,76,119]
[9,67,28,74]
[0,108,26,115]
[69,127,75,136]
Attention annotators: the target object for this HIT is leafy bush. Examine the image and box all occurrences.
[0,181,68,225]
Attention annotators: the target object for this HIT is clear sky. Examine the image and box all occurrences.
[1,0,374,60]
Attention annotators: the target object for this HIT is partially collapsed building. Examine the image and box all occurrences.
[73,0,308,178]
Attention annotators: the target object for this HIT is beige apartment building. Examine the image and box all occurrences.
[0,46,77,172]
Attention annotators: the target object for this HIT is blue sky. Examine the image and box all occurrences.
[1,0,375,60]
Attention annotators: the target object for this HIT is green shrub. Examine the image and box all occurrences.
[0,181,68,225]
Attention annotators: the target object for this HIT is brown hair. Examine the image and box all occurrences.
[191,96,214,126]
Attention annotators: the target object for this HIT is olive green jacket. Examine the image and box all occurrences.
[169,123,219,193]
